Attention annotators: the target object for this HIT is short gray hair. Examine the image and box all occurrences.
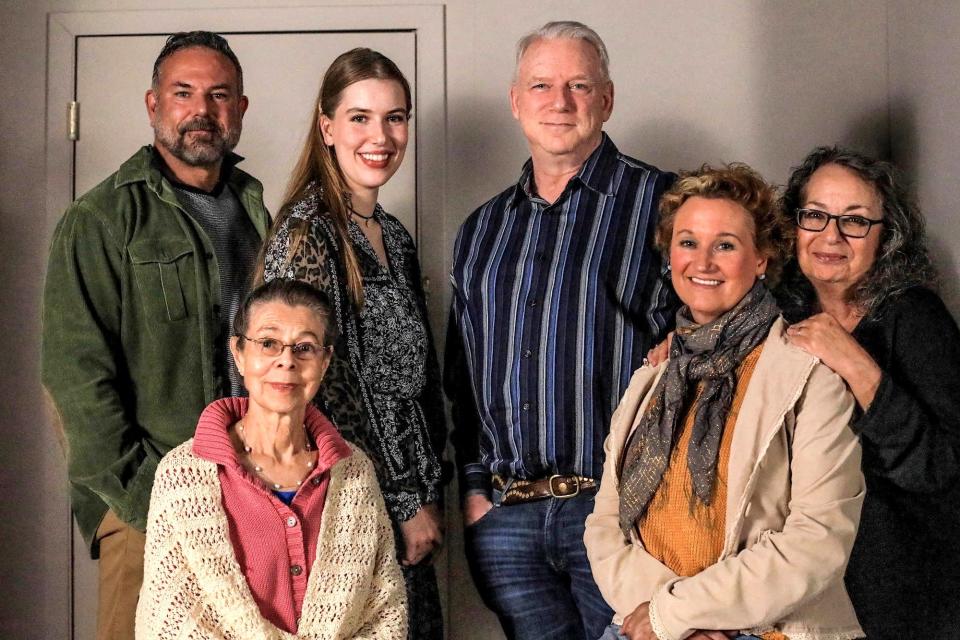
[515,21,611,82]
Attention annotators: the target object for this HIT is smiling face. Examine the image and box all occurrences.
[320,78,409,202]
[510,37,613,166]
[670,197,768,324]
[231,301,332,417]
[796,163,884,296]
[146,46,247,168]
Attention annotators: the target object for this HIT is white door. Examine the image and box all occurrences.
[46,8,445,639]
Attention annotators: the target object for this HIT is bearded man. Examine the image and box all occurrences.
[41,31,269,640]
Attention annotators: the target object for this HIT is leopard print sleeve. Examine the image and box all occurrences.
[262,201,419,524]
[262,204,374,468]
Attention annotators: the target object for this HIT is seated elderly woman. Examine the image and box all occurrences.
[584,165,865,640]
[778,147,960,637]
[136,279,406,639]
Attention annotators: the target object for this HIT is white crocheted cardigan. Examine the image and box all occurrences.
[135,440,407,639]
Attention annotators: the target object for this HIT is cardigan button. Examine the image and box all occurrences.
[311,477,322,486]
[286,516,298,528]
[290,564,303,576]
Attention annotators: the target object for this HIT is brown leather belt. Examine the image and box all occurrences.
[492,474,597,506]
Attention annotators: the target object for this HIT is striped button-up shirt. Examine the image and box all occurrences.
[446,134,676,496]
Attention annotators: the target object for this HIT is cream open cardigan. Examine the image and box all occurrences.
[135,441,407,639]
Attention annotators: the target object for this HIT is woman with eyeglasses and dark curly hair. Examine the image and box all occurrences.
[777,147,960,638]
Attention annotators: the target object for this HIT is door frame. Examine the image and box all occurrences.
[45,6,446,638]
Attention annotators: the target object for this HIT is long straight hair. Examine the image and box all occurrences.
[255,48,412,308]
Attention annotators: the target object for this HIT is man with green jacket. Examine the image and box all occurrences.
[41,31,269,640]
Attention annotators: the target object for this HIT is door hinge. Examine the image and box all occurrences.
[67,101,79,141]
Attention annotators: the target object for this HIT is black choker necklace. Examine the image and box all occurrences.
[349,207,375,221]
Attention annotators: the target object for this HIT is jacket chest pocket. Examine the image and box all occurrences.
[129,239,195,322]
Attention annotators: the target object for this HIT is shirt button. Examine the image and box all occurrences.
[286,516,298,528]
[522,349,532,359]
[522,402,531,411]
[311,476,321,486]
[290,564,303,576]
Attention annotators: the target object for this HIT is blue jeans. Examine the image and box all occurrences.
[464,489,614,640]
[599,623,761,639]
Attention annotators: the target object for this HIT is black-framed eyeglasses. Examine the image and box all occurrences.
[795,208,885,239]
[238,335,332,360]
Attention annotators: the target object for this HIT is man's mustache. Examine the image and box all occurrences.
[178,118,221,135]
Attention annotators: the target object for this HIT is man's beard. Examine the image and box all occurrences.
[152,114,241,167]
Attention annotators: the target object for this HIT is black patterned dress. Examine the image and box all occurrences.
[263,186,446,638]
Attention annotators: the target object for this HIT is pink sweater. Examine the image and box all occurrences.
[191,397,352,633]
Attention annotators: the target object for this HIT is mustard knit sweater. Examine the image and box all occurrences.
[135,441,407,639]
[639,346,763,576]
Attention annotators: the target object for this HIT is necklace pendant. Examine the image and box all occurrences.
[272,483,281,490]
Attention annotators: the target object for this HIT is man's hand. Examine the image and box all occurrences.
[645,331,674,368]
[399,503,444,565]
[462,493,494,527]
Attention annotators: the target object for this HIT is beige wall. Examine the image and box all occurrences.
[0,1,902,637]
[888,0,960,316]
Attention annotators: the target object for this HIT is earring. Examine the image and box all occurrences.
[665,263,672,271]
[758,273,766,280]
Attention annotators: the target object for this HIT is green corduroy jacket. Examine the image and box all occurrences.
[41,145,269,556]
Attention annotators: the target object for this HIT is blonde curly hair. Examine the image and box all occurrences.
[656,163,790,286]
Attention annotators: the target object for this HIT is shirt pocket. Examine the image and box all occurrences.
[129,238,195,322]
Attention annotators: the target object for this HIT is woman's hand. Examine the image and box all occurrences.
[620,602,656,640]
[399,503,444,566]
[786,313,883,409]
[620,602,735,640]
[645,332,674,368]
[462,493,493,527]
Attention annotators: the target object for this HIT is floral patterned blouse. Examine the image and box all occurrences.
[263,186,446,522]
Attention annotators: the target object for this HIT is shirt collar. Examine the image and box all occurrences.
[511,132,620,206]
[192,397,352,474]
[115,145,245,195]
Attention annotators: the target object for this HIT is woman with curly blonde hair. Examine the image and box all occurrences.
[585,164,865,640]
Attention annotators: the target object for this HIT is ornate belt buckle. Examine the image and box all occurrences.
[549,474,580,499]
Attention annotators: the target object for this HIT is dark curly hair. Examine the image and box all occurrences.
[776,146,937,319]
[656,163,790,286]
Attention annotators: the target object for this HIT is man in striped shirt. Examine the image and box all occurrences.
[446,21,676,640]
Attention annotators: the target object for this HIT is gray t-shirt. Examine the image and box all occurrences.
[173,178,261,396]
